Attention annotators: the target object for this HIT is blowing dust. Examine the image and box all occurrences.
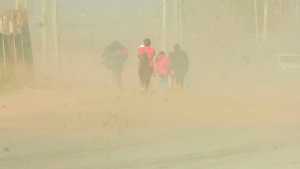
[1,1,300,169]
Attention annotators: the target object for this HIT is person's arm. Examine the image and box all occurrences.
[167,57,173,76]
[137,47,144,60]
[151,49,156,67]
[169,52,174,70]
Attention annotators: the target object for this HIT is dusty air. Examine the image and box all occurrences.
[1,0,300,169]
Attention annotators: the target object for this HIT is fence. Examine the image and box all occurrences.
[0,9,33,84]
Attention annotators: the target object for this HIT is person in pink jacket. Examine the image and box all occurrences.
[155,51,172,89]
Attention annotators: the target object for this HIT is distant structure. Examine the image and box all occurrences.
[0,1,33,83]
[161,0,184,51]
[41,0,60,75]
[16,0,28,10]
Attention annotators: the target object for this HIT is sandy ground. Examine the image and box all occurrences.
[0,85,300,169]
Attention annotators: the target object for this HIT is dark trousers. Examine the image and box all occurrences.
[175,72,186,88]
[138,64,153,90]
[112,69,122,88]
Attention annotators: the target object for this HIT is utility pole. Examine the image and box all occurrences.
[295,0,299,18]
[177,0,184,45]
[41,0,47,70]
[278,0,284,17]
[263,0,269,41]
[52,0,59,71]
[161,0,167,51]
[253,0,259,43]
[161,0,184,50]
[41,0,59,75]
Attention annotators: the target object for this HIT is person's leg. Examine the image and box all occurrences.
[114,70,122,88]
[119,71,123,88]
[178,73,186,88]
[160,76,169,89]
[144,70,151,90]
[144,67,153,91]
[140,65,150,90]
[170,75,176,89]
[174,74,179,88]
[138,65,145,89]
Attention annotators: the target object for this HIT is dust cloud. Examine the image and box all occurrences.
[1,1,300,169]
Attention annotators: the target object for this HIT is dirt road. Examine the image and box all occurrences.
[0,86,300,169]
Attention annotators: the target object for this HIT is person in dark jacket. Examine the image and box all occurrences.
[102,41,128,88]
[170,44,189,88]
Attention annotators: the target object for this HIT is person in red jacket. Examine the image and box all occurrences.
[137,38,156,91]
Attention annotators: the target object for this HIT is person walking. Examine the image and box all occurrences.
[170,44,189,88]
[137,38,156,91]
[102,41,128,88]
[155,51,171,89]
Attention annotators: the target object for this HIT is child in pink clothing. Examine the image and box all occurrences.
[155,51,172,88]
